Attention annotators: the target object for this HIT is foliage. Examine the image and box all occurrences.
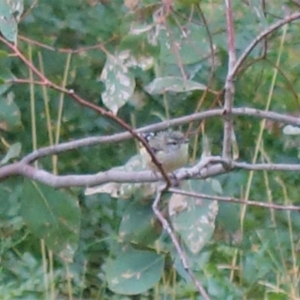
[0,0,300,299]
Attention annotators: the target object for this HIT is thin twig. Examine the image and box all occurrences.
[230,11,300,78]
[18,35,117,54]
[169,188,300,211]
[152,188,210,299]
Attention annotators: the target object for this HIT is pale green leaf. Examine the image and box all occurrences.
[0,0,23,42]
[145,76,207,95]
[85,154,159,198]
[283,125,300,135]
[0,142,21,165]
[169,180,219,254]
[100,53,135,114]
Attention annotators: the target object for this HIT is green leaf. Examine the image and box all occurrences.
[85,154,159,198]
[0,178,22,219]
[106,248,164,295]
[0,92,22,131]
[20,180,81,262]
[169,180,219,254]
[119,27,158,64]
[159,23,211,64]
[145,76,207,95]
[119,201,162,245]
[0,0,23,42]
[100,52,135,114]
[0,142,21,165]
[242,246,273,285]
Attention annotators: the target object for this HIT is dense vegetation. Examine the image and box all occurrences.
[1,0,300,299]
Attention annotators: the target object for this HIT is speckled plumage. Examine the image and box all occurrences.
[140,130,189,172]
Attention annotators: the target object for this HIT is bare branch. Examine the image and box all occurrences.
[222,0,236,159]
[152,188,211,299]
[2,156,300,189]
[169,188,300,211]
[232,161,300,172]
[19,107,300,164]
[231,11,300,78]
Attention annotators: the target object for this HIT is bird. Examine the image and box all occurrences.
[139,130,189,173]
